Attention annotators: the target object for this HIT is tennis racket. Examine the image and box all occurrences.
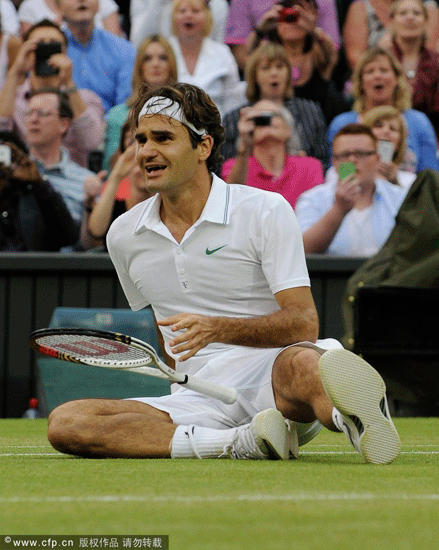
[28,328,238,405]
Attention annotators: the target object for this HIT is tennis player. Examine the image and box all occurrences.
[47,83,401,464]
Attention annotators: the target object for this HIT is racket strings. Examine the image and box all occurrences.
[36,334,154,366]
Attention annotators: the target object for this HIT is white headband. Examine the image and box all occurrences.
[138,96,207,136]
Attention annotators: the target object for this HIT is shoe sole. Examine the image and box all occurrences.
[318,349,401,464]
[253,409,298,460]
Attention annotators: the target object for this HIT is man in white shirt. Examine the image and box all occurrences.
[46,83,401,465]
[295,123,408,256]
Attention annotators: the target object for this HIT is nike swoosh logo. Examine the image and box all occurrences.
[205,245,227,255]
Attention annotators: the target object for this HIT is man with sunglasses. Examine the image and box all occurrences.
[295,123,408,256]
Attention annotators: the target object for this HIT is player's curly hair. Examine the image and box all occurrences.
[128,82,225,173]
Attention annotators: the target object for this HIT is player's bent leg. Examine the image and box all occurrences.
[272,344,401,464]
[47,398,176,458]
[272,345,335,429]
[48,398,296,461]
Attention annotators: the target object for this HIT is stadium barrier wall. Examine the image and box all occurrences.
[0,253,364,418]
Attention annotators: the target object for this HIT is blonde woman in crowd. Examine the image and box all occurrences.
[327,47,439,172]
[168,0,245,118]
[129,0,229,49]
[388,0,439,142]
[342,0,439,71]
[363,105,416,189]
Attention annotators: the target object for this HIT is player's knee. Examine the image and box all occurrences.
[293,348,321,377]
[47,401,94,455]
[274,346,322,398]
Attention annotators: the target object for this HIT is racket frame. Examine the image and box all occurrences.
[28,327,238,404]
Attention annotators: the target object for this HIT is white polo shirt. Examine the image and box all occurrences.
[107,175,310,367]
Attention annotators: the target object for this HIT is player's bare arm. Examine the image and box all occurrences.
[158,286,319,361]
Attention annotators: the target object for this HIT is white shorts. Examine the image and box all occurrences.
[129,338,343,446]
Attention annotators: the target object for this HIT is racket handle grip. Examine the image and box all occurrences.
[184,375,238,404]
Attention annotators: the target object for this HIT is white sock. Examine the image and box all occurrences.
[171,425,237,459]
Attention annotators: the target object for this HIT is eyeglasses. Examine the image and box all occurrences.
[332,150,376,162]
[24,109,57,118]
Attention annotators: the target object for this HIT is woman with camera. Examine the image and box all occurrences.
[363,105,416,188]
[248,0,350,125]
[221,98,324,208]
[221,42,328,169]
[224,0,340,73]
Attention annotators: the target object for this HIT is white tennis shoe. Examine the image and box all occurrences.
[318,349,401,464]
[223,408,298,460]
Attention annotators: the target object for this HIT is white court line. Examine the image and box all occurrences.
[1,445,50,448]
[1,450,439,457]
[0,453,62,456]
[0,493,438,504]
[300,450,439,455]
[0,443,439,450]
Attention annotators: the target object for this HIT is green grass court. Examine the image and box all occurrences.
[1,418,438,549]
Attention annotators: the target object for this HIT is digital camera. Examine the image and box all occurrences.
[277,0,300,23]
[252,112,274,126]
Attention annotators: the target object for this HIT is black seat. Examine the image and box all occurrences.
[353,286,439,415]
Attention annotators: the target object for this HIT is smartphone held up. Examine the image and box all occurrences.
[338,162,356,181]
[377,140,395,163]
[0,144,11,167]
[35,41,62,77]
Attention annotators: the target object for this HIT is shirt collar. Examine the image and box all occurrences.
[31,147,70,172]
[133,174,231,235]
[250,156,283,180]
[64,26,96,49]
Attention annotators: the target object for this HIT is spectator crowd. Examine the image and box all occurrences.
[1,0,438,254]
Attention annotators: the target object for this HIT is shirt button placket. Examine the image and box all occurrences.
[175,246,190,292]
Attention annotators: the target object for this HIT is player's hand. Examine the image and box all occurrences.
[158,313,220,362]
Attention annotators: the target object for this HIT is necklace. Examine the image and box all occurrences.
[291,66,301,83]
